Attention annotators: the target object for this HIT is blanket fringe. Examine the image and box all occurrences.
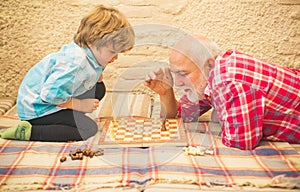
[237,175,300,189]
[1,176,299,192]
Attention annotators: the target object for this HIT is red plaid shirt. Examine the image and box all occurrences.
[178,50,300,150]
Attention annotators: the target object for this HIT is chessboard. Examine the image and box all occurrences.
[98,117,187,148]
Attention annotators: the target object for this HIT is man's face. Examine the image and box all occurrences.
[169,50,207,101]
[89,44,119,67]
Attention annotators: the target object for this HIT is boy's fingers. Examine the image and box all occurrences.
[98,75,103,82]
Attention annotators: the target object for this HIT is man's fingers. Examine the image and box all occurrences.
[164,67,172,79]
[144,79,152,85]
[148,71,156,80]
[154,68,163,75]
[145,73,152,82]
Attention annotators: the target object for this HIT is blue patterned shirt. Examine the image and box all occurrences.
[17,42,104,120]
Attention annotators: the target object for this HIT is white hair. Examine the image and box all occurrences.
[172,35,222,68]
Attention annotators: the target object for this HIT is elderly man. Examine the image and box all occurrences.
[145,35,300,150]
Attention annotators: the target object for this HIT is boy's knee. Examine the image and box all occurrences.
[79,122,98,140]
[88,124,98,138]
[90,123,98,135]
[96,82,106,101]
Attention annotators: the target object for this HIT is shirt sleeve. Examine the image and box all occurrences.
[212,81,264,150]
[40,60,82,105]
[177,95,212,122]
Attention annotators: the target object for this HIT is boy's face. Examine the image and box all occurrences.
[169,50,207,102]
[89,45,118,67]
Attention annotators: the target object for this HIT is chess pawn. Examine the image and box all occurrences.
[161,119,167,131]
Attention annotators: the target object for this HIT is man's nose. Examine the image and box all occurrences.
[174,75,184,86]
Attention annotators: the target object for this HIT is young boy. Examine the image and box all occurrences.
[0,5,135,142]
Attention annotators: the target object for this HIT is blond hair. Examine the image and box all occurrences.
[74,5,135,52]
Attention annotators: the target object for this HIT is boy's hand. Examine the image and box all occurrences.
[98,75,103,83]
[57,98,99,113]
[79,99,99,113]
[144,68,173,95]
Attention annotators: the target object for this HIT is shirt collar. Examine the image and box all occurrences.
[204,85,211,97]
[83,46,105,70]
[204,85,213,105]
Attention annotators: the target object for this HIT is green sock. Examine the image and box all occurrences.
[0,121,32,140]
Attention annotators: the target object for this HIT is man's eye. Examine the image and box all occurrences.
[171,70,186,76]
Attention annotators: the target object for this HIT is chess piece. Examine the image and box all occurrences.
[60,156,67,162]
[161,119,167,131]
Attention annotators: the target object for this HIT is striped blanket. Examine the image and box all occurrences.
[0,121,299,191]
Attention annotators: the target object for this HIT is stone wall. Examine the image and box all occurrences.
[0,0,299,97]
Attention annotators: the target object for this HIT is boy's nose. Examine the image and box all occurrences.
[109,54,118,63]
[113,54,118,61]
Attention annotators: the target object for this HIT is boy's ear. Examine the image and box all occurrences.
[87,43,93,49]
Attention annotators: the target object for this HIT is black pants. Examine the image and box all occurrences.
[28,82,106,142]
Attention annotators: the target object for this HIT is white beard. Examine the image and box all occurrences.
[184,87,199,103]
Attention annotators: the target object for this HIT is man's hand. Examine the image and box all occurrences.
[144,68,174,95]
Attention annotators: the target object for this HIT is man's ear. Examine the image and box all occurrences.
[203,58,214,77]
[206,58,214,70]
